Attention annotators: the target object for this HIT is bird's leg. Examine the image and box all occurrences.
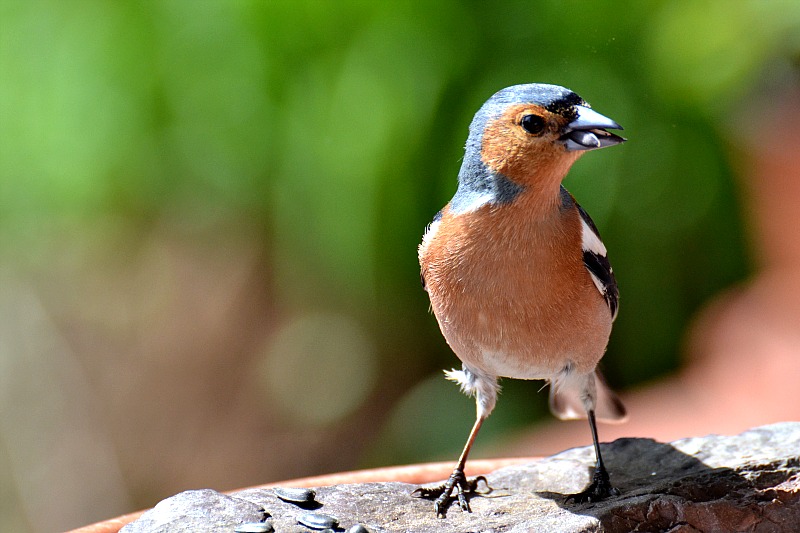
[411,415,491,518]
[566,409,619,503]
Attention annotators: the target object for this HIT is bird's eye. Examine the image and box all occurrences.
[520,114,545,135]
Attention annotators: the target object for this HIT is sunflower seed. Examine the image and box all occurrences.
[297,511,338,530]
[274,487,317,504]
[234,521,273,533]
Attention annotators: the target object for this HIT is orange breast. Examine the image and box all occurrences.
[419,194,612,380]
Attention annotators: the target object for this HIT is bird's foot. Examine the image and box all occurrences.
[411,470,490,518]
[566,467,619,504]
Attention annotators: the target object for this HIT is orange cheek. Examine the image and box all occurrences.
[481,127,578,188]
[480,122,522,172]
[479,104,579,190]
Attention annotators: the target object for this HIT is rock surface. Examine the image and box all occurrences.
[121,422,800,532]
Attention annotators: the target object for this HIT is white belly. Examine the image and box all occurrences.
[476,347,564,381]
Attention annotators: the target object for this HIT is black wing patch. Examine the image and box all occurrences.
[583,249,618,319]
[572,194,619,320]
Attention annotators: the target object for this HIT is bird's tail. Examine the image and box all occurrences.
[549,370,627,423]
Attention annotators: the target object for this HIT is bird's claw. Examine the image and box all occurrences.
[411,471,490,518]
[565,468,619,504]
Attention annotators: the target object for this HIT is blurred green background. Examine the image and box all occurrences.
[1,1,799,531]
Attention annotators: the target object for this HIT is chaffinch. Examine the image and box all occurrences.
[413,83,627,517]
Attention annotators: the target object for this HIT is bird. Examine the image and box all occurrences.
[412,83,627,517]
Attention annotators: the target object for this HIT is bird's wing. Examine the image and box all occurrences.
[570,192,619,320]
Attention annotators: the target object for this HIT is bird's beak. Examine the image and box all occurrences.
[562,105,625,152]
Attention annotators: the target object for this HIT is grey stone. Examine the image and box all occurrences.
[121,423,800,532]
[119,489,268,533]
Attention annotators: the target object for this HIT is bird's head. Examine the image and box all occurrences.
[460,84,624,202]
